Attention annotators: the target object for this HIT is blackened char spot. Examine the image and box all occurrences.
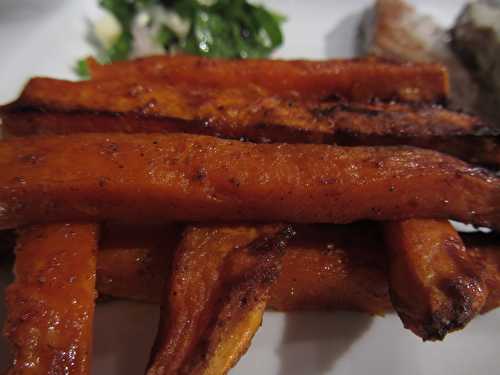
[247,225,296,255]
[193,168,207,182]
[420,276,483,341]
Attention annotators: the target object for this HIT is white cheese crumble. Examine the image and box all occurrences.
[93,12,122,49]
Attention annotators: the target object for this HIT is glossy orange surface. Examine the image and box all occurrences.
[86,55,449,103]
[0,133,498,229]
[147,224,293,375]
[463,234,500,313]
[4,223,98,375]
[96,223,180,303]
[384,219,487,340]
[95,223,390,314]
[95,225,500,318]
[3,78,497,167]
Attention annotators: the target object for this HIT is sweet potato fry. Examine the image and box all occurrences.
[4,223,98,375]
[147,224,294,375]
[96,223,391,314]
[94,225,500,317]
[384,219,488,340]
[5,74,496,344]
[0,133,499,230]
[96,222,181,302]
[269,224,390,314]
[98,228,383,310]
[85,55,449,103]
[463,233,500,313]
[4,78,498,166]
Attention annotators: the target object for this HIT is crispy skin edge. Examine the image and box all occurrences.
[93,227,500,319]
[147,224,294,375]
[384,219,488,340]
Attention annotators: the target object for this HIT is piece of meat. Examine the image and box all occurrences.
[147,224,294,375]
[452,1,500,107]
[84,55,449,104]
[0,133,499,229]
[3,78,498,167]
[384,219,487,340]
[359,0,500,125]
[4,223,98,375]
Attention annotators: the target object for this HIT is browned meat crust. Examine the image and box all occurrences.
[359,0,500,125]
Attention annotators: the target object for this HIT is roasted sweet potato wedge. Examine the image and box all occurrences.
[96,223,390,314]
[4,78,498,167]
[94,225,500,317]
[384,219,488,340]
[85,55,449,103]
[4,223,98,375]
[270,224,390,314]
[96,222,181,302]
[464,233,500,313]
[0,133,499,229]
[97,246,165,304]
[147,224,294,375]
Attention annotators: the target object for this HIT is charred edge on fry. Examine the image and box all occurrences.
[420,276,484,341]
[178,226,294,373]
[2,106,322,143]
[245,225,296,255]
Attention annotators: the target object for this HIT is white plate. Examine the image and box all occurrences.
[1,1,500,374]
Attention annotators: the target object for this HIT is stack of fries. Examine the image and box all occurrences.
[0,55,499,374]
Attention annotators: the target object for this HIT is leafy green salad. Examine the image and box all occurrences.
[77,0,285,75]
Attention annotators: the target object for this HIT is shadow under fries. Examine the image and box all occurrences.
[324,11,365,58]
[92,301,159,375]
[277,311,373,375]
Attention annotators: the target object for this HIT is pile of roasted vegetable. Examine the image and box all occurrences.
[1,54,500,374]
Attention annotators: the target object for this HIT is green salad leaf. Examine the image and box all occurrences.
[106,32,133,62]
[76,0,285,76]
[74,58,90,79]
